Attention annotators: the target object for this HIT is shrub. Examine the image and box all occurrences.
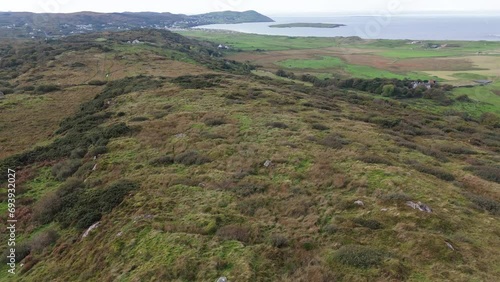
[216,225,251,243]
[378,192,412,204]
[70,147,87,159]
[333,245,385,268]
[322,224,339,234]
[270,234,289,248]
[129,116,149,122]
[51,159,83,181]
[174,151,211,165]
[73,162,95,179]
[455,94,472,102]
[89,146,107,157]
[320,133,350,149]
[237,197,267,216]
[267,122,289,129]
[353,218,383,230]
[35,84,61,94]
[30,229,59,254]
[465,166,500,183]
[63,180,138,229]
[311,123,329,131]
[33,192,63,224]
[2,242,30,263]
[232,183,267,197]
[104,123,131,138]
[204,118,226,126]
[357,155,392,165]
[465,193,500,215]
[87,80,107,86]
[23,85,35,91]
[479,112,500,127]
[414,163,455,181]
[150,155,174,166]
[439,145,476,155]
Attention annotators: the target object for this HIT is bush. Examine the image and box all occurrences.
[2,242,30,263]
[439,145,476,155]
[89,146,107,157]
[270,234,289,248]
[62,180,138,229]
[129,116,149,122]
[311,123,329,131]
[33,192,63,224]
[414,163,455,181]
[51,159,83,181]
[465,166,500,183]
[87,80,107,86]
[216,225,251,243]
[352,218,383,230]
[232,183,267,197]
[267,122,289,129]
[174,151,211,165]
[70,147,87,159]
[320,133,350,149]
[333,245,385,268]
[35,84,61,94]
[105,123,131,138]
[30,229,59,254]
[465,193,500,215]
[204,118,226,126]
[150,155,174,166]
[357,155,392,165]
[378,192,412,204]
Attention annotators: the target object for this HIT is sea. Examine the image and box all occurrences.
[194,16,500,41]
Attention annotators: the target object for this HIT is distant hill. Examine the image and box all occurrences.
[0,10,274,38]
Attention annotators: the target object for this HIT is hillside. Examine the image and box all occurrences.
[0,29,499,281]
[0,10,274,38]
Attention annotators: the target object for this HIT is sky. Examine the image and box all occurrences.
[1,0,499,15]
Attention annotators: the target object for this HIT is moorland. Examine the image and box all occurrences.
[0,27,499,281]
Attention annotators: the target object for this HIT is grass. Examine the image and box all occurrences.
[177,30,343,51]
[276,55,431,79]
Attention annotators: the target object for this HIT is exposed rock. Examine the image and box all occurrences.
[82,222,100,238]
[216,277,228,282]
[406,201,432,213]
[263,160,272,167]
[0,91,5,99]
[354,200,364,206]
[445,241,455,251]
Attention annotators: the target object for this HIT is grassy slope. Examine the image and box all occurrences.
[0,31,499,281]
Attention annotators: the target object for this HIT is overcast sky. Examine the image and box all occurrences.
[2,0,499,15]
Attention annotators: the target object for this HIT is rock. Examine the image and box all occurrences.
[0,91,5,99]
[175,133,187,138]
[263,160,272,167]
[445,241,455,251]
[92,163,97,171]
[381,208,388,212]
[82,222,100,238]
[216,277,228,282]
[354,200,364,206]
[417,201,432,213]
[406,201,432,213]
